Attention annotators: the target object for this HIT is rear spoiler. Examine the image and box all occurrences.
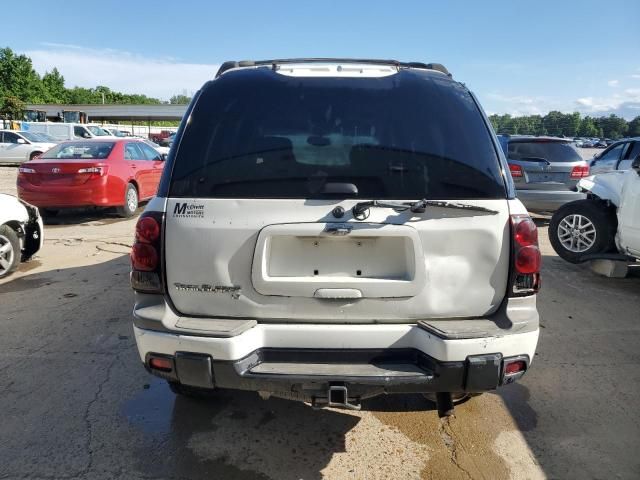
[215,58,451,78]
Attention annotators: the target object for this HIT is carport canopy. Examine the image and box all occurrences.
[25,104,188,122]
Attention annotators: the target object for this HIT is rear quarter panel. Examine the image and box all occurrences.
[104,142,130,205]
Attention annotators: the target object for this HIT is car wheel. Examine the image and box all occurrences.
[117,183,138,218]
[29,151,42,161]
[549,200,616,263]
[0,225,21,279]
[167,381,216,398]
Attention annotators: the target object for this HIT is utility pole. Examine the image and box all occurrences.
[101,92,105,105]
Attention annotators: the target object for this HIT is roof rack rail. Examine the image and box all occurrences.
[215,58,451,78]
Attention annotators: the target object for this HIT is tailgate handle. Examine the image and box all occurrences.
[314,288,362,299]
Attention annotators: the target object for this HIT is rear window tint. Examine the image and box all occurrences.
[507,141,582,162]
[169,69,505,199]
[42,142,115,159]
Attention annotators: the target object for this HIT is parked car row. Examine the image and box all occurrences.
[574,137,615,148]
[1,128,170,164]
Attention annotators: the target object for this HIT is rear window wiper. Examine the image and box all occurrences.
[352,199,498,219]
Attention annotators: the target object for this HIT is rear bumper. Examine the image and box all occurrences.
[133,295,539,397]
[516,189,586,212]
[142,347,530,400]
[17,179,114,208]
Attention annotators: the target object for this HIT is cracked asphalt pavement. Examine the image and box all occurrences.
[1,164,639,479]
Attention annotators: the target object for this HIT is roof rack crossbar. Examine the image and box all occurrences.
[215,58,451,78]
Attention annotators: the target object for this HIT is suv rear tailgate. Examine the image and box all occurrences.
[164,198,510,322]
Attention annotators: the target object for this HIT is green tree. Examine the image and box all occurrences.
[0,47,44,103]
[596,114,628,139]
[41,68,66,103]
[628,116,640,137]
[169,94,191,104]
[542,111,563,136]
[578,116,598,137]
[0,95,25,119]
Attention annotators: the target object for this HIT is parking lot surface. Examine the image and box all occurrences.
[1,162,639,479]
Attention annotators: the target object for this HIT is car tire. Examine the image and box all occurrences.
[0,225,21,279]
[167,381,216,398]
[549,199,617,263]
[116,183,138,218]
[29,151,42,161]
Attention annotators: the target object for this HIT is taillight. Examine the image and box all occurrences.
[510,215,541,296]
[135,216,160,243]
[130,212,163,293]
[77,166,108,176]
[509,163,523,178]
[18,167,36,174]
[131,243,158,271]
[570,165,590,178]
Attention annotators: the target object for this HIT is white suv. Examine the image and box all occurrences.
[130,59,540,414]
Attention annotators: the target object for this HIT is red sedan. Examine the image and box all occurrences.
[17,139,166,217]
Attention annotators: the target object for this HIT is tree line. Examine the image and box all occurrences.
[0,47,191,120]
[489,111,640,139]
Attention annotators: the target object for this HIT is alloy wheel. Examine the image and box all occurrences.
[558,214,597,253]
[127,188,138,212]
[0,234,15,275]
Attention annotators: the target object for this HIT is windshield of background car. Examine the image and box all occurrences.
[168,69,506,199]
[41,142,115,159]
[19,132,46,142]
[87,126,110,136]
[507,141,582,162]
[33,132,56,142]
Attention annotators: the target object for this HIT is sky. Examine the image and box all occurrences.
[2,0,639,118]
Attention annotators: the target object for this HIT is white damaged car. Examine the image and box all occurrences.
[0,194,44,278]
[549,156,640,264]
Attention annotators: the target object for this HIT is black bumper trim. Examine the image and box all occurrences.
[145,348,511,396]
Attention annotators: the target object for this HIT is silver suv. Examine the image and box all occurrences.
[498,135,590,212]
[130,59,540,414]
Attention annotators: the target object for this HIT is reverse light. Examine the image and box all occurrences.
[570,165,590,178]
[509,163,523,178]
[510,215,541,296]
[18,167,36,174]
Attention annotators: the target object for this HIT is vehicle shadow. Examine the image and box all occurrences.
[40,206,145,226]
[127,382,364,480]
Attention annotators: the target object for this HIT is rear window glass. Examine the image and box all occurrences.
[169,69,505,199]
[507,141,582,162]
[41,142,115,159]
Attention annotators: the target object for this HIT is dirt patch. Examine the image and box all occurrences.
[374,393,537,480]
